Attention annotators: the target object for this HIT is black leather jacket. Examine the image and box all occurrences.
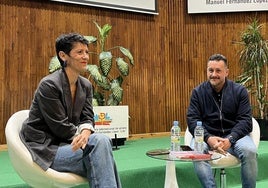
[187,79,252,143]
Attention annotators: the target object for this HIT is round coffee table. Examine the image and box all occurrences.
[146,148,221,188]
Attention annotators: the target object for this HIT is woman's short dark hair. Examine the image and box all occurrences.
[55,33,89,67]
[208,54,228,67]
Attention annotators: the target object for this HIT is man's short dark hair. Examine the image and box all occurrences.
[208,54,228,67]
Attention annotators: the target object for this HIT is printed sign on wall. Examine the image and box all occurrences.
[188,0,268,14]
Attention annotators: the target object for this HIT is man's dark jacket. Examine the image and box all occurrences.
[187,79,252,143]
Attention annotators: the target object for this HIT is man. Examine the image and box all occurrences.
[187,54,257,188]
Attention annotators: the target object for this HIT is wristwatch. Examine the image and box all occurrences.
[227,135,236,145]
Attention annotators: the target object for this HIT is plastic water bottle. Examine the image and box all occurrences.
[170,121,181,152]
[194,121,204,153]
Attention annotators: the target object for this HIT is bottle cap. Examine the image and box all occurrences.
[197,121,202,126]
[173,121,179,126]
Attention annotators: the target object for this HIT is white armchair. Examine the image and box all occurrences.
[184,118,260,188]
[5,110,88,188]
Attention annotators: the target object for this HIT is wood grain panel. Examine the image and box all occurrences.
[0,0,267,144]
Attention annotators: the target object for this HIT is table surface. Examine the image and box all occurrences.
[146,147,222,162]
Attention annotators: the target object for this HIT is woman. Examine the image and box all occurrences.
[20,33,121,188]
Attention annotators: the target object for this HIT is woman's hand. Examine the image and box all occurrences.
[71,129,91,151]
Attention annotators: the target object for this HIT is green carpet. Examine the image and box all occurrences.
[1,137,268,188]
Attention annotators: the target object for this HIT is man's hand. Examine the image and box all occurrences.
[71,129,91,151]
[207,136,231,155]
[220,138,232,151]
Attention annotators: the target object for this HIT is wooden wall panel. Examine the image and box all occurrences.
[0,0,267,144]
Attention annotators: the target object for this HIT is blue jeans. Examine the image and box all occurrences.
[190,135,257,188]
[51,133,122,188]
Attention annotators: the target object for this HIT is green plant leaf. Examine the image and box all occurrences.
[111,80,123,103]
[100,24,112,41]
[93,91,105,106]
[116,76,124,86]
[99,51,112,76]
[87,64,102,82]
[84,36,97,43]
[93,21,102,35]
[119,47,134,65]
[95,75,111,90]
[116,57,129,76]
[93,21,112,51]
[48,56,61,73]
[87,65,110,90]
[107,94,120,106]
[92,98,99,106]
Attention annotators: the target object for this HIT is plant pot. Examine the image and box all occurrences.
[255,118,268,141]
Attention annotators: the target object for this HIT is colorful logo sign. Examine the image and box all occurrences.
[94,112,112,125]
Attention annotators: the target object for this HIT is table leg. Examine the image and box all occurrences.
[164,161,179,188]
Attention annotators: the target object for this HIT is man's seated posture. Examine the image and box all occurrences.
[187,54,257,188]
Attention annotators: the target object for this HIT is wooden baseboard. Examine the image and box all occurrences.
[128,131,185,140]
[128,132,169,140]
[0,144,7,151]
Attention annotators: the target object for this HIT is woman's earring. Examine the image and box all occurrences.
[63,61,67,67]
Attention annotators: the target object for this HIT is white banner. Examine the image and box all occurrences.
[188,0,268,14]
[51,0,158,15]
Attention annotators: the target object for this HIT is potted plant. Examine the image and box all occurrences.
[49,21,134,145]
[236,18,268,140]
[85,22,134,106]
